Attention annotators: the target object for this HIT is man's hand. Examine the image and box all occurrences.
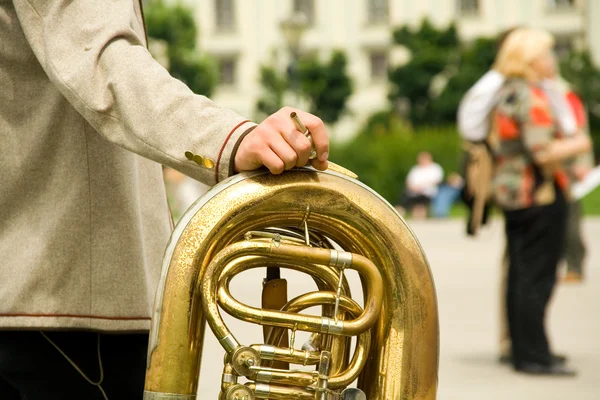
[234,107,329,174]
[573,165,591,182]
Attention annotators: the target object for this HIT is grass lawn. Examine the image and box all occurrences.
[582,186,600,215]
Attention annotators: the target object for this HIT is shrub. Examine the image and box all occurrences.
[330,123,462,204]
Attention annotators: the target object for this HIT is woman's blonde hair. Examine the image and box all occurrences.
[493,27,555,80]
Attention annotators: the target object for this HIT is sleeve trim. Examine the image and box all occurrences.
[215,119,250,183]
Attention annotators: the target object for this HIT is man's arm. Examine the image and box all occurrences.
[515,88,590,166]
[457,70,505,142]
[541,80,578,136]
[12,0,327,184]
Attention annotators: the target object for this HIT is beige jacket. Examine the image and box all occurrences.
[0,0,256,332]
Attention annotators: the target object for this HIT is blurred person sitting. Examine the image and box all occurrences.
[397,152,443,219]
[431,173,465,218]
[489,27,591,376]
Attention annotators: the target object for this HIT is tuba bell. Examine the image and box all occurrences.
[143,163,439,399]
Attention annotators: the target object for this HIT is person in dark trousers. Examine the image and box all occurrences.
[562,88,595,283]
[489,28,591,376]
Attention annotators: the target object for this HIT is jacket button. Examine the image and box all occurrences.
[203,158,215,169]
[193,155,204,165]
[185,151,214,169]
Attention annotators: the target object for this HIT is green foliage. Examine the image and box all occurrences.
[255,66,288,118]
[296,51,353,124]
[389,19,460,125]
[560,51,600,160]
[432,38,497,123]
[145,1,197,50]
[144,0,217,96]
[392,19,459,52]
[390,19,500,127]
[330,121,462,203]
[169,50,218,97]
[582,186,600,215]
[255,51,353,123]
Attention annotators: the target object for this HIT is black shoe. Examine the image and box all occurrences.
[498,354,511,364]
[515,362,577,377]
[499,353,568,365]
[551,354,568,365]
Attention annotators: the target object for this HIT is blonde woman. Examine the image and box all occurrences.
[490,28,591,376]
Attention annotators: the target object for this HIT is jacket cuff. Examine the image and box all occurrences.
[215,120,258,183]
[229,125,258,177]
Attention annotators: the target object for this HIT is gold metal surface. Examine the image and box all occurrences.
[192,154,204,165]
[203,157,215,169]
[144,166,439,399]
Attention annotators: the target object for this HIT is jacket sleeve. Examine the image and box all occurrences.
[457,70,505,142]
[12,0,256,185]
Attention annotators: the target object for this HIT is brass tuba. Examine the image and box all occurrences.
[143,165,439,399]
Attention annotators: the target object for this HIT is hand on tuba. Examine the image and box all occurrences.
[234,107,329,174]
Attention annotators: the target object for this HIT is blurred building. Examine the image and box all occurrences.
[184,0,598,141]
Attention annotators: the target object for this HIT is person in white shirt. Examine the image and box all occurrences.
[457,29,587,370]
[397,152,444,218]
[457,69,578,141]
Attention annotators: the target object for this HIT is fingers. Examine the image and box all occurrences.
[259,147,285,175]
[280,127,312,167]
[288,109,329,164]
[233,106,330,175]
[269,133,299,171]
[309,157,329,171]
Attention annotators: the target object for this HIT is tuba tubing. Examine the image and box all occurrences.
[144,167,439,399]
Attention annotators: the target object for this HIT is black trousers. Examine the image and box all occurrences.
[0,331,148,400]
[565,200,586,275]
[504,188,567,367]
[400,192,432,210]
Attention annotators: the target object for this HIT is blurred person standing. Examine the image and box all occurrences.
[397,152,444,218]
[559,84,595,282]
[489,28,590,376]
[0,1,329,399]
[458,28,589,363]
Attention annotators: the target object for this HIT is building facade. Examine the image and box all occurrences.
[187,0,597,141]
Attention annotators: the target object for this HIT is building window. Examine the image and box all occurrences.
[369,51,388,81]
[293,0,315,26]
[215,0,236,32]
[218,58,237,86]
[367,0,388,25]
[457,0,480,16]
[547,0,576,9]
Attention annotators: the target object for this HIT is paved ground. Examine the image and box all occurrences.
[196,218,600,399]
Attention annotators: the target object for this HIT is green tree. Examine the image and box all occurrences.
[255,51,353,124]
[389,19,460,125]
[560,50,600,159]
[144,0,217,96]
[255,66,288,118]
[431,37,497,124]
[296,51,353,124]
